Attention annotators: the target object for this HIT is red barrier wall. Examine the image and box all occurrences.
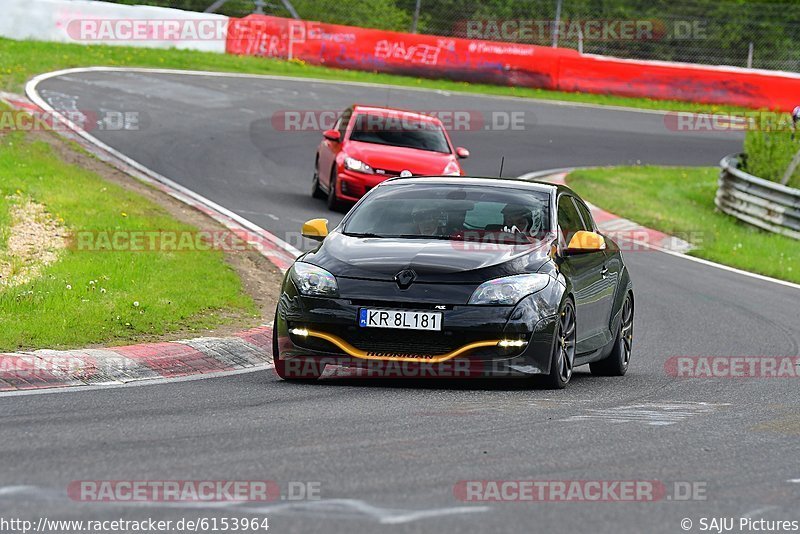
[227,15,800,110]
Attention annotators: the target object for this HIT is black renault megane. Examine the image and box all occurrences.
[273,176,634,388]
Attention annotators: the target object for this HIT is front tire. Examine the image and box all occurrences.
[327,167,343,212]
[311,157,325,199]
[543,298,576,389]
[590,293,633,376]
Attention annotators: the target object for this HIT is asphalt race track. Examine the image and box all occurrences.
[2,70,799,533]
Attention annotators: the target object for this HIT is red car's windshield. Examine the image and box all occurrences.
[348,113,451,153]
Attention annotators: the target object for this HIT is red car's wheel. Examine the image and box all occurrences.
[311,157,325,199]
[327,167,343,212]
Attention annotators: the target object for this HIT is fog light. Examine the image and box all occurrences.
[498,339,527,348]
[290,328,309,337]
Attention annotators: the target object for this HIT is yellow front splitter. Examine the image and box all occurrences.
[294,328,504,364]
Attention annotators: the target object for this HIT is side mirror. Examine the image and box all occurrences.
[302,218,329,242]
[323,129,341,142]
[564,231,606,255]
[455,146,470,159]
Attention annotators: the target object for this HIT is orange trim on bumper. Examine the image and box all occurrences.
[301,329,502,364]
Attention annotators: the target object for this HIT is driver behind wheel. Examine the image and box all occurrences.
[412,206,442,235]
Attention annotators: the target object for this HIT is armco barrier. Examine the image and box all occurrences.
[226,14,800,110]
[717,154,800,240]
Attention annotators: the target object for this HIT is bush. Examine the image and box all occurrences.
[743,118,800,189]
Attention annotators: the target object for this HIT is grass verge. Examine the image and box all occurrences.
[567,166,800,284]
[0,126,259,351]
[0,37,748,114]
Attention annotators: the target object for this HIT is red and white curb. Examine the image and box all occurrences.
[0,326,273,392]
[531,171,693,254]
[1,83,298,394]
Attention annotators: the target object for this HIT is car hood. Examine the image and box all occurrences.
[346,141,455,174]
[303,232,553,284]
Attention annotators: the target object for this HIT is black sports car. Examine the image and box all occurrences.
[273,177,634,388]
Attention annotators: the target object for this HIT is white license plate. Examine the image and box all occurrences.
[358,308,442,331]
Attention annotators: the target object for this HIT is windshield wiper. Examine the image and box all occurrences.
[390,234,457,240]
[342,231,385,238]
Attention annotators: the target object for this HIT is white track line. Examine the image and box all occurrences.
[27,65,676,115]
[0,364,274,398]
[520,168,800,292]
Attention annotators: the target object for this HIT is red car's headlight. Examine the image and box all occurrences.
[344,157,374,174]
[443,161,462,176]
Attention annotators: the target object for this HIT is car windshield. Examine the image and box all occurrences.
[342,183,551,244]
[348,113,451,153]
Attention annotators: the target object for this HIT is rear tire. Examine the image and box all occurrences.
[272,318,323,382]
[542,298,576,389]
[590,293,633,377]
[311,158,325,199]
[327,167,343,212]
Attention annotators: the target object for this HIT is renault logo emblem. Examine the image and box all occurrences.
[394,269,417,289]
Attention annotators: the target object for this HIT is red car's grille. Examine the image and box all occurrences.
[374,168,405,177]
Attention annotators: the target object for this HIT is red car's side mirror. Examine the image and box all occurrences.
[455,147,470,158]
[323,129,341,142]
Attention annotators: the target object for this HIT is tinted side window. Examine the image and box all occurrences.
[557,196,587,246]
[338,108,353,138]
[574,199,596,231]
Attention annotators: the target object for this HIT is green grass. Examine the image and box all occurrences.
[0,37,749,114]
[567,166,800,284]
[0,129,257,351]
[0,190,9,251]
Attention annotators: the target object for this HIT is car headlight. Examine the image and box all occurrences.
[344,157,374,174]
[443,161,462,176]
[468,274,550,305]
[290,261,338,297]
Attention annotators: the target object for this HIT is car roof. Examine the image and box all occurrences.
[380,175,560,195]
[350,105,442,124]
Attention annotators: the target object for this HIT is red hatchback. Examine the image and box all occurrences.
[312,105,469,210]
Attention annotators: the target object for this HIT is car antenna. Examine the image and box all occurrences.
[498,156,505,178]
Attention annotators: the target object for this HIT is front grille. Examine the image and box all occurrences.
[345,328,465,355]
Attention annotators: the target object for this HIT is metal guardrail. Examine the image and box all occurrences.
[717,154,800,240]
